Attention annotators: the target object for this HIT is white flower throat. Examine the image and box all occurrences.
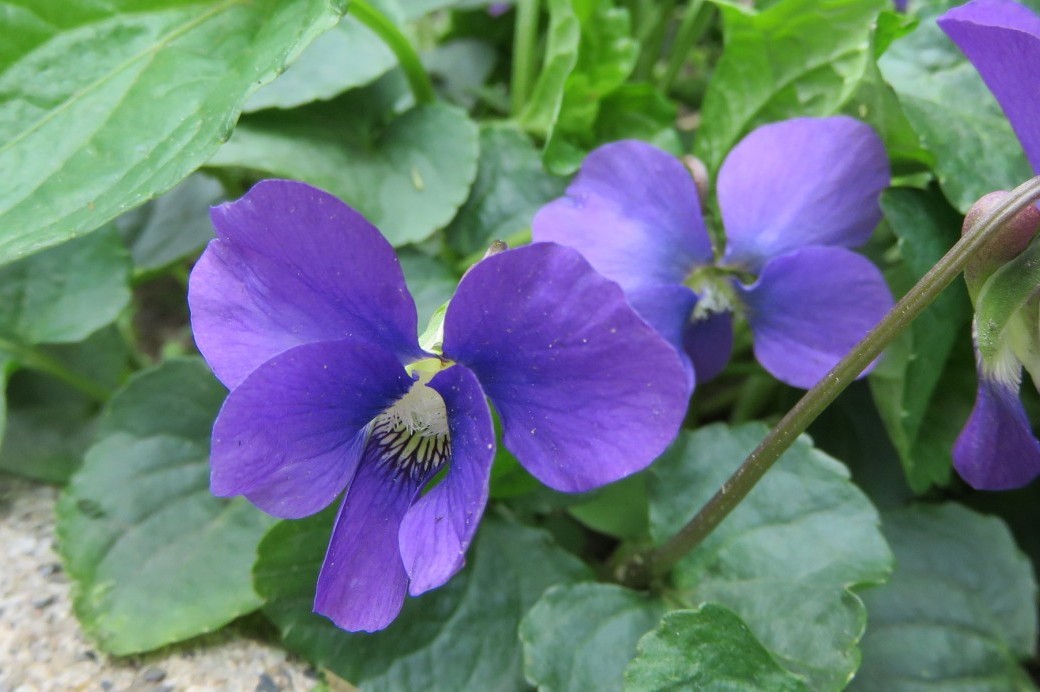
[369,366,451,481]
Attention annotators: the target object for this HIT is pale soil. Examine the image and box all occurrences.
[0,475,316,692]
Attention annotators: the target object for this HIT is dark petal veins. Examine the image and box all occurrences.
[399,364,496,595]
[210,339,411,519]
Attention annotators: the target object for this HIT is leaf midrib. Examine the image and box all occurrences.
[0,0,240,159]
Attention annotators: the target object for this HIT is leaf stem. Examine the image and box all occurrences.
[0,337,111,402]
[658,0,710,94]
[351,0,435,105]
[511,0,542,115]
[618,174,1040,587]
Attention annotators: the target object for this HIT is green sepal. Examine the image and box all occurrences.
[418,301,449,355]
[974,236,1040,382]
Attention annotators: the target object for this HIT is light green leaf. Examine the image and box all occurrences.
[57,359,275,655]
[115,173,223,272]
[648,423,893,689]
[208,95,479,246]
[0,0,345,266]
[255,514,591,690]
[624,606,808,692]
[542,1,639,174]
[693,0,887,172]
[851,504,1037,690]
[521,583,666,692]
[878,0,1036,212]
[518,0,581,136]
[568,473,649,540]
[0,227,130,345]
[444,126,566,258]
[870,187,972,491]
[245,4,402,111]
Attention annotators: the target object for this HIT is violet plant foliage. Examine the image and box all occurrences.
[533,116,895,390]
[186,179,688,631]
[939,0,1040,488]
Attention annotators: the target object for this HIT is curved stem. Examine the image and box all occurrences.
[658,0,710,93]
[618,175,1040,587]
[511,0,542,115]
[352,0,435,105]
[0,337,110,402]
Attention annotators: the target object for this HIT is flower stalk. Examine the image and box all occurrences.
[511,0,541,115]
[351,0,435,105]
[618,174,1040,588]
[0,337,110,402]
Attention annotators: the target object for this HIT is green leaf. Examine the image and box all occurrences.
[398,248,458,328]
[542,1,639,174]
[424,39,499,110]
[0,356,12,452]
[0,0,345,266]
[648,423,893,689]
[0,227,130,345]
[0,326,130,483]
[57,358,275,655]
[245,5,401,111]
[208,93,479,246]
[624,606,808,691]
[255,514,591,689]
[851,504,1037,690]
[693,0,888,172]
[444,126,567,258]
[878,0,1036,212]
[518,0,581,136]
[595,83,682,157]
[870,187,972,491]
[568,473,649,540]
[116,173,223,272]
[521,583,666,692]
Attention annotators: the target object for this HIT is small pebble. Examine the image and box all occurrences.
[38,563,61,577]
[32,595,56,610]
[142,667,167,683]
[255,672,280,692]
[101,680,113,690]
[77,650,98,662]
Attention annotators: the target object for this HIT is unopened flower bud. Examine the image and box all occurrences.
[963,190,1040,295]
[681,154,710,207]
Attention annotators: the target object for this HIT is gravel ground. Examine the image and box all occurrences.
[0,475,317,692]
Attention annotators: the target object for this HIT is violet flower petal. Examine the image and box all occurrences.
[210,339,411,518]
[399,364,495,595]
[954,364,1040,489]
[188,180,423,389]
[627,283,699,386]
[738,246,894,389]
[683,311,735,384]
[532,140,714,292]
[940,0,1040,172]
[313,454,422,632]
[443,243,689,492]
[718,117,889,271]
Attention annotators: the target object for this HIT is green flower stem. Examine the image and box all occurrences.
[511,0,542,115]
[618,174,1040,588]
[658,0,710,94]
[351,0,435,105]
[0,337,110,402]
[634,0,679,80]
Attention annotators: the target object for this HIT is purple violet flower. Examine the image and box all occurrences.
[939,0,1040,489]
[187,180,688,632]
[532,116,894,390]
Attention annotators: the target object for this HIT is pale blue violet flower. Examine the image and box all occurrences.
[940,0,1040,488]
[532,116,894,390]
[187,180,688,631]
